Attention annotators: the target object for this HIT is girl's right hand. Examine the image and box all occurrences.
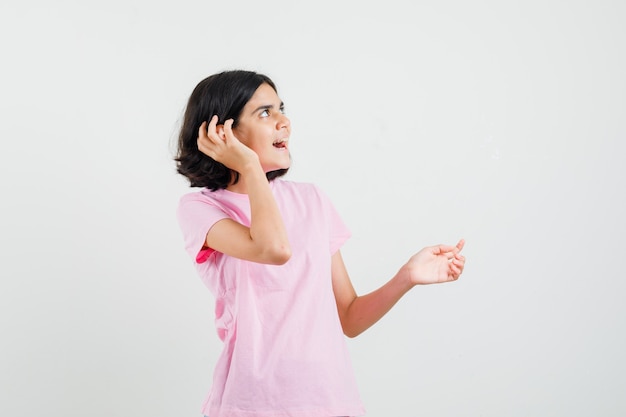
[197,115,259,173]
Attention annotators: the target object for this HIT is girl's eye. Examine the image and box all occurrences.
[259,106,285,117]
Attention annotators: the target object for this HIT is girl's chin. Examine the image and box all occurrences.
[264,164,290,173]
[263,156,291,172]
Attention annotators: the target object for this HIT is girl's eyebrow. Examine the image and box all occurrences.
[251,102,285,114]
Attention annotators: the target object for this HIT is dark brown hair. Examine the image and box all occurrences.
[175,70,289,190]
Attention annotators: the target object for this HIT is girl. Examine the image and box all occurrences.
[175,70,466,417]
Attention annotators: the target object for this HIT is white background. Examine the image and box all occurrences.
[1,1,625,416]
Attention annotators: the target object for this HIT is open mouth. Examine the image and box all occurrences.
[273,139,288,149]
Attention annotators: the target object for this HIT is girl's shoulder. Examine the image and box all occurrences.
[272,178,327,199]
[179,186,247,204]
[177,188,250,221]
[272,178,318,191]
[272,179,338,211]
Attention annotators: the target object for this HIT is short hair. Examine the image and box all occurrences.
[175,70,289,190]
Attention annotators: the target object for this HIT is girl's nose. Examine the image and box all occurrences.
[277,113,290,129]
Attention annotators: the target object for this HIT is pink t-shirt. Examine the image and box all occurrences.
[177,179,366,417]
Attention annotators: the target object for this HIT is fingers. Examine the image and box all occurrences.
[198,120,207,139]
[442,238,466,259]
[197,116,224,158]
[448,261,462,280]
[437,246,460,262]
[198,115,229,144]
[207,115,222,142]
[198,116,214,140]
[441,242,465,280]
[449,253,465,278]
[433,244,455,255]
[453,239,466,275]
[222,119,236,143]
[431,239,466,262]
[197,121,210,154]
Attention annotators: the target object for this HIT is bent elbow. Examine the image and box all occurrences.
[266,244,292,265]
[343,328,362,339]
[344,330,357,338]
[272,249,292,265]
[341,321,363,339]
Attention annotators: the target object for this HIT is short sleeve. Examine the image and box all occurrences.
[314,185,351,255]
[176,193,230,264]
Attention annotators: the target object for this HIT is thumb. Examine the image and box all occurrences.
[432,244,456,258]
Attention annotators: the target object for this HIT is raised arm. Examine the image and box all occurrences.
[332,240,466,338]
[197,116,291,265]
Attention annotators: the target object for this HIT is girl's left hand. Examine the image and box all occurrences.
[402,239,466,286]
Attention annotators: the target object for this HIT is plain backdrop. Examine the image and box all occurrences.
[1,1,625,416]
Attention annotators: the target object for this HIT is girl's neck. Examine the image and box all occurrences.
[225,170,275,195]
[226,180,248,194]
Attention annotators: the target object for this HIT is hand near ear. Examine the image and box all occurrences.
[402,239,466,286]
[197,115,259,172]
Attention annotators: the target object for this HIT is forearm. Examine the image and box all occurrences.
[241,164,291,264]
[334,241,466,337]
[341,267,414,338]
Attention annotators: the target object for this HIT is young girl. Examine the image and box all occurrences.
[175,70,466,417]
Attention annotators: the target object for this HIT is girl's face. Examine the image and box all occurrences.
[233,83,291,173]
